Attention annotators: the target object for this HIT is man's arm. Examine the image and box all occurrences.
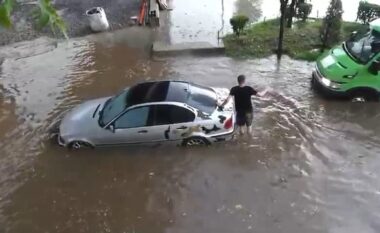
[252,87,269,97]
[219,95,233,108]
[257,89,268,97]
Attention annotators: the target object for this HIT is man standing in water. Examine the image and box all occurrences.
[219,75,267,135]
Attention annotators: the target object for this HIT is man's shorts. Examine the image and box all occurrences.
[236,112,253,126]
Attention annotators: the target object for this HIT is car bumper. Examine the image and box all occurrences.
[311,71,348,99]
[210,127,235,143]
[57,135,68,147]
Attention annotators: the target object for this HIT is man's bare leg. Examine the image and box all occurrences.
[238,126,245,135]
[247,125,252,135]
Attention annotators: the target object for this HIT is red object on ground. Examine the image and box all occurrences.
[138,0,147,25]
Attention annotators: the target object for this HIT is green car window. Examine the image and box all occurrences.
[346,30,380,64]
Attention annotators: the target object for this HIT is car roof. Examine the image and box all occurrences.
[126,81,190,106]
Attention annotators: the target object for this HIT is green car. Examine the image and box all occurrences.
[312,19,380,102]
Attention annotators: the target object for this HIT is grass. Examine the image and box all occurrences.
[223,19,368,61]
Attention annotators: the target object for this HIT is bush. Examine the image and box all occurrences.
[357,1,380,24]
[320,0,343,49]
[296,2,313,22]
[230,15,249,36]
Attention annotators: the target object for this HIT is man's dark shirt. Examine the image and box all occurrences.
[230,86,257,114]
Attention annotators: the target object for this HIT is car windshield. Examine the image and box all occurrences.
[99,90,128,126]
[188,84,217,114]
[346,30,380,64]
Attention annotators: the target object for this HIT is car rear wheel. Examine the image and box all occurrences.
[68,141,93,150]
[182,137,210,147]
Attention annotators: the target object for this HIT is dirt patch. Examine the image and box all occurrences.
[0,0,140,46]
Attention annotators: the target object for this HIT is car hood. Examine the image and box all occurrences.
[317,45,360,82]
[59,97,109,137]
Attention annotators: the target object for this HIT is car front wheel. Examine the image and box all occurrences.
[350,90,379,102]
[68,141,93,150]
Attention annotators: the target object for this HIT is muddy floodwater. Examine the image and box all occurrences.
[1,25,380,232]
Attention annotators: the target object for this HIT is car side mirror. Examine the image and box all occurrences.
[349,31,358,41]
[369,60,380,75]
[108,124,115,133]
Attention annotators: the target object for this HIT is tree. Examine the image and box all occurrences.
[286,0,313,28]
[296,0,313,22]
[357,1,380,24]
[235,0,262,23]
[0,0,67,38]
[286,0,297,28]
[320,0,343,50]
[278,0,289,59]
[230,14,249,37]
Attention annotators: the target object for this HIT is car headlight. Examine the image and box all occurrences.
[320,76,342,89]
[320,76,331,87]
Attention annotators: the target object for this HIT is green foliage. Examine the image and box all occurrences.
[0,0,13,28]
[342,21,369,35]
[0,0,67,38]
[357,1,380,24]
[320,0,343,48]
[224,19,365,61]
[293,50,321,61]
[296,2,313,22]
[36,0,67,38]
[230,15,249,36]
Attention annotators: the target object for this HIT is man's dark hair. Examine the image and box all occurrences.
[237,75,246,85]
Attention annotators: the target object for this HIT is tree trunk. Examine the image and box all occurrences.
[278,0,289,60]
[321,22,331,51]
[286,0,297,28]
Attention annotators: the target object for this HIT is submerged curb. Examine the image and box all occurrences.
[152,41,225,56]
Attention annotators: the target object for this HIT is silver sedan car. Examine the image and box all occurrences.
[58,81,235,149]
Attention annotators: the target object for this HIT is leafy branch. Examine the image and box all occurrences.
[0,0,13,28]
[0,0,67,38]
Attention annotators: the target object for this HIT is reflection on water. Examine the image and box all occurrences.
[1,30,380,232]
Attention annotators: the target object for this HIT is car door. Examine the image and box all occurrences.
[166,105,196,141]
[104,106,154,145]
[146,104,196,142]
[147,105,173,142]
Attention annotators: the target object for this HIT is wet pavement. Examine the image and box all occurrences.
[1,0,380,233]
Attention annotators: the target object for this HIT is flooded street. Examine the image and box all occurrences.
[2,34,380,233]
[1,0,380,232]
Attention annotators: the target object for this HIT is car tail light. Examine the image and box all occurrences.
[224,116,233,129]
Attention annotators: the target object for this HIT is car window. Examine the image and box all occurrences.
[153,105,195,125]
[188,84,217,114]
[154,105,171,125]
[346,30,380,64]
[114,106,150,129]
[170,105,195,124]
[100,90,128,126]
